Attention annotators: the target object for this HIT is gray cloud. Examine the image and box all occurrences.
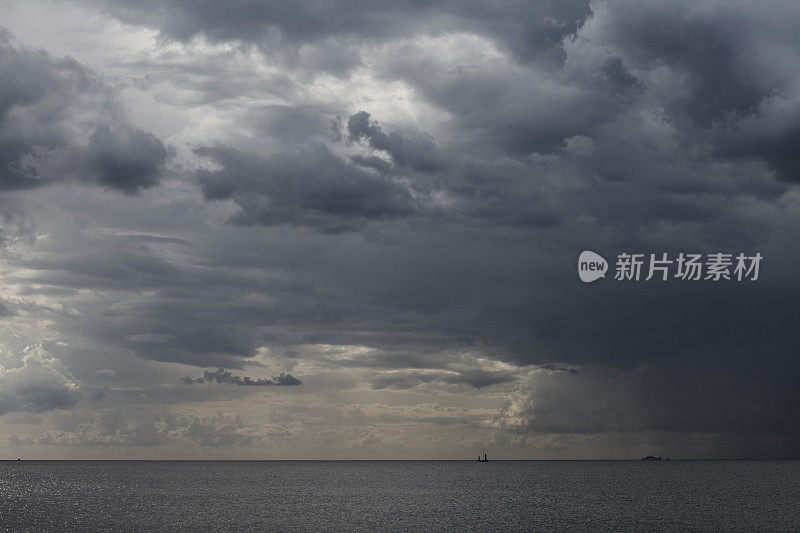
[0,298,15,317]
[347,111,440,173]
[81,0,800,184]
[181,414,255,446]
[584,0,800,182]
[2,0,800,458]
[197,143,417,233]
[9,412,257,447]
[0,29,169,193]
[74,125,169,194]
[82,0,591,67]
[540,364,578,375]
[370,368,515,390]
[0,346,82,415]
[182,368,302,386]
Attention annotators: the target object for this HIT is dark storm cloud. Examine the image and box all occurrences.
[182,368,301,386]
[0,29,169,193]
[590,0,800,182]
[75,125,169,193]
[82,0,800,182]
[197,143,417,233]
[347,111,440,173]
[9,0,800,457]
[494,362,800,438]
[83,0,591,66]
[219,108,565,232]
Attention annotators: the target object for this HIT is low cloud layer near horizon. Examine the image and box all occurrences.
[0,0,799,459]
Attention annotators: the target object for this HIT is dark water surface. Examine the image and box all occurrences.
[1,460,798,532]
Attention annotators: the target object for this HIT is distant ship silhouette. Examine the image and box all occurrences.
[477,441,489,462]
[641,455,662,461]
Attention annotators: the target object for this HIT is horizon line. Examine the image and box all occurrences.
[3,458,799,462]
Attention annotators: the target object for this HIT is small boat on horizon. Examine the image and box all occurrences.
[477,441,489,462]
[641,455,662,461]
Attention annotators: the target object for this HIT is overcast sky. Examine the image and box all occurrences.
[0,0,799,459]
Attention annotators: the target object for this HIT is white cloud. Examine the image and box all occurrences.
[0,343,82,414]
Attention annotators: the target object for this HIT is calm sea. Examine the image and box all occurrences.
[1,460,798,532]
